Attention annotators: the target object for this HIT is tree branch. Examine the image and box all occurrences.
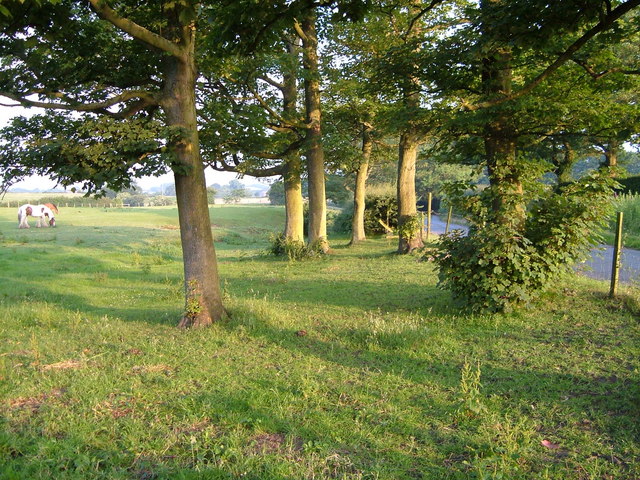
[573,58,640,79]
[0,90,159,116]
[293,19,308,43]
[468,0,640,111]
[403,0,445,40]
[258,75,285,91]
[208,156,285,177]
[87,0,183,57]
[245,83,291,126]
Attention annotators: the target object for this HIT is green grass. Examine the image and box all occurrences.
[1,206,639,479]
[603,194,640,249]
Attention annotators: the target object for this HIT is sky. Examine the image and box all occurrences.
[0,105,273,192]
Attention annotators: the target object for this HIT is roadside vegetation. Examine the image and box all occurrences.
[1,206,638,479]
[603,193,640,249]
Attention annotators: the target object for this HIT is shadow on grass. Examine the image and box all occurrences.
[219,304,640,450]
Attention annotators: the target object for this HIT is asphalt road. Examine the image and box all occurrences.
[425,214,639,285]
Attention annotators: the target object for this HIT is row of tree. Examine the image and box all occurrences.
[0,0,638,324]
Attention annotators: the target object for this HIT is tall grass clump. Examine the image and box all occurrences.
[268,233,322,261]
[607,193,640,248]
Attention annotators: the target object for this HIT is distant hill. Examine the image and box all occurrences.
[8,187,67,193]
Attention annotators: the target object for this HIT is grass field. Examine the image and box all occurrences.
[1,205,639,479]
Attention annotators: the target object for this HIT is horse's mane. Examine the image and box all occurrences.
[43,203,59,215]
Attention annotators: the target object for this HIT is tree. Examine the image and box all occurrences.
[206,186,217,205]
[200,32,307,244]
[297,11,330,251]
[427,0,640,311]
[353,0,461,252]
[0,0,224,327]
[267,180,286,205]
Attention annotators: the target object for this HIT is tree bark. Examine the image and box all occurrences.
[396,3,425,254]
[480,2,523,229]
[283,153,305,242]
[397,128,424,253]
[161,50,224,328]
[555,141,576,186]
[602,138,620,176]
[300,13,328,252]
[350,122,372,245]
[281,37,305,243]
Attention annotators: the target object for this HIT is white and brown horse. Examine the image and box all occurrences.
[18,203,57,228]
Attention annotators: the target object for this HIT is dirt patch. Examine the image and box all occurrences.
[250,433,287,454]
[8,388,66,413]
[131,364,175,376]
[173,418,213,435]
[41,360,83,371]
[249,433,304,456]
[93,394,138,419]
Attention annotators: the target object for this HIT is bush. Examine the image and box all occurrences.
[329,193,398,236]
[331,202,354,234]
[608,193,640,248]
[268,233,321,261]
[617,175,640,194]
[432,170,617,312]
[364,194,398,234]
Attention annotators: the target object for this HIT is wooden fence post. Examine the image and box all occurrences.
[609,211,623,298]
[426,192,432,242]
[445,206,452,234]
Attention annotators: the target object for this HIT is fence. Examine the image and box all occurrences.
[1,202,131,208]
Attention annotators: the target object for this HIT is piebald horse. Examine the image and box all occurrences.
[18,203,57,228]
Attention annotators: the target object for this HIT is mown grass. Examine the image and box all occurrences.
[1,205,639,479]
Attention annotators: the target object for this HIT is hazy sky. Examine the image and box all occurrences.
[0,105,268,191]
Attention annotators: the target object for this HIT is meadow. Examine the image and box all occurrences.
[0,205,639,479]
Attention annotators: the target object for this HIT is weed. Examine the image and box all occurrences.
[458,359,487,417]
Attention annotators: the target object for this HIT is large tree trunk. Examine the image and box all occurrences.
[555,140,576,186]
[300,13,328,251]
[396,5,424,254]
[281,37,304,243]
[601,138,620,176]
[350,122,372,245]
[397,129,424,253]
[162,53,224,328]
[283,154,305,242]
[480,14,523,229]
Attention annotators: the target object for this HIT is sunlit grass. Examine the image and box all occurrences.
[0,206,638,479]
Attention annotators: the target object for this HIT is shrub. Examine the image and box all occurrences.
[364,194,398,234]
[432,170,618,312]
[268,233,320,261]
[609,193,640,247]
[329,193,398,236]
[617,175,640,194]
[331,203,353,234]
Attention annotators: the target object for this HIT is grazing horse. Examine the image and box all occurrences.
[17,204,57,228]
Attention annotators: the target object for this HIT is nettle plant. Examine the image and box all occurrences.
[433,169,618,313]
